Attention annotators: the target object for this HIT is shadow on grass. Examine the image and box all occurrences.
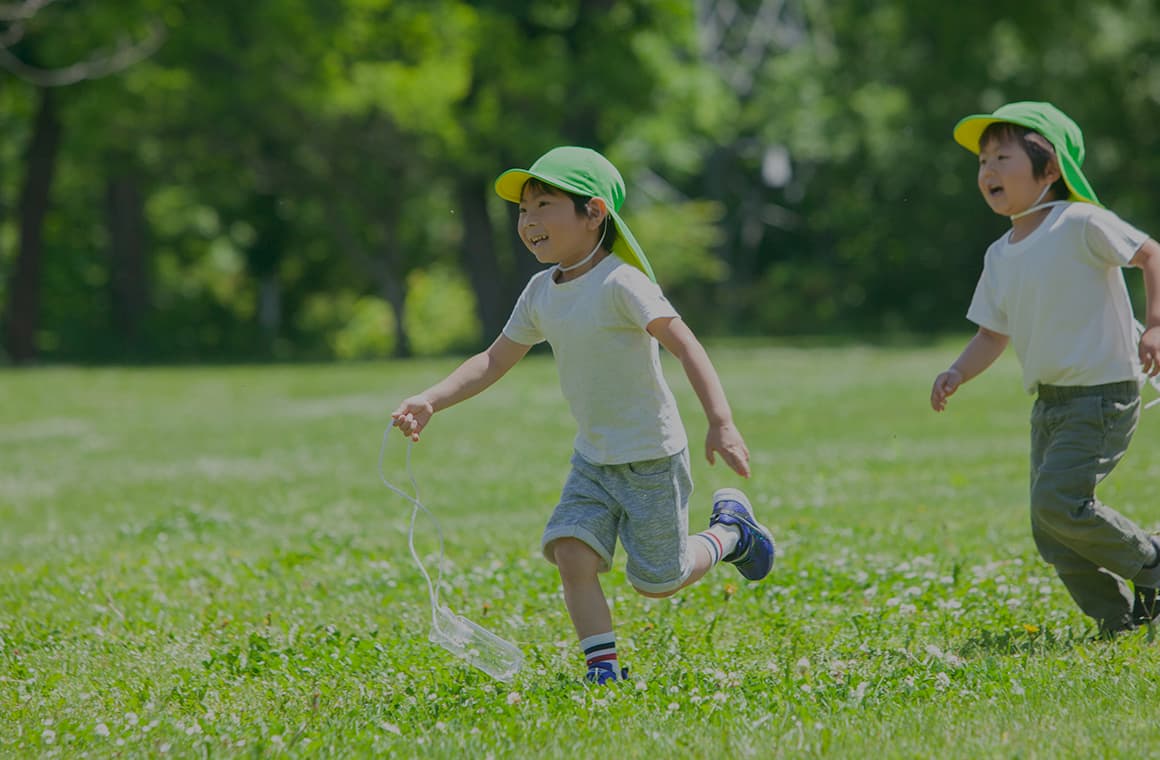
[956,625,1085,658]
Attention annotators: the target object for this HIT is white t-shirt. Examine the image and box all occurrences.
[967,202,1149,393]
[502,254,687,464]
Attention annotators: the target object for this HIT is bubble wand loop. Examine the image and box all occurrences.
[378,427,524,682]
[378,428,444,628]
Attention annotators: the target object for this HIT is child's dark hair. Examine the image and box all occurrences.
[522,178,619,249]
[979,123,1070,201]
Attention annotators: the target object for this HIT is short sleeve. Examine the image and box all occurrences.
[501,276,545,346]
[609,266,679,329]
[1083,207,1149,267]
[965,252,1008,335]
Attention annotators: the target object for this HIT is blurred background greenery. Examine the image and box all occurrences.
[1,0,1157,364]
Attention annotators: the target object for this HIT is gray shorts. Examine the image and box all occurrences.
[542,449,694,594]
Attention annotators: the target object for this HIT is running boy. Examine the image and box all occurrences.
[931,101,1160,636]
[392,146,775,681]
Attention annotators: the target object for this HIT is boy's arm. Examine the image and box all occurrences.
[930,326,1009,412]
[1129,238,1160,376]
[648,316,750,478]
[391,335,531,441]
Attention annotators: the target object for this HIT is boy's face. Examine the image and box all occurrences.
[976,132,1058,217]
[517,184,600,266]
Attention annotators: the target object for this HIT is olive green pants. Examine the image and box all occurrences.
[1030,381,1154,630]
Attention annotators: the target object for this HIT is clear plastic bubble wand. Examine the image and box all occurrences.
[378,427,523,682]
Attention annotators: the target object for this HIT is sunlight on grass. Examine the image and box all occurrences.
[2,344,1159,757]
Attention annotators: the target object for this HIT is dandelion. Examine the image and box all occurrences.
[1023,623,1040,634]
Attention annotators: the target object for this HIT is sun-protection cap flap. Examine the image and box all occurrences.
[495,146,656,282]
[952,101,1101,207]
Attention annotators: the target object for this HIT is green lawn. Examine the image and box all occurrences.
[3,342,1159,758]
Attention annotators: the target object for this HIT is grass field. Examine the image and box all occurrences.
[3,341,1160,758]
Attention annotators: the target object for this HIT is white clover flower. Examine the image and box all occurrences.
[506,692,522,705]
[95,723,110,738]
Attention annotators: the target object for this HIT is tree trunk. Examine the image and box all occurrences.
[105,174,150,354]
[379,271,411,359]
[246,191,286,350]
[455,176,507,342]
[3,87,62,364]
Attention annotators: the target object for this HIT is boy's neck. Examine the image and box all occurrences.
[1008,204,1060,242]
[554,249,610,283]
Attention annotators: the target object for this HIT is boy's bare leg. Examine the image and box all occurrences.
[553,538,612,639]
[554,538,626,681]
[635,541,715,599]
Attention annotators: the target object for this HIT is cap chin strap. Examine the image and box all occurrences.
[1009,183,1064,221]
[557,224,607,273]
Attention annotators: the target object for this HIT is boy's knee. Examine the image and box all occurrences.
[633,585,676,599]
[553,538,601,575]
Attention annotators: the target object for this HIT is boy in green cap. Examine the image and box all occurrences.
[931,101,1160,636]
[392,146,775,682]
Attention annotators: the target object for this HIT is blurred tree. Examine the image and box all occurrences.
[2,0,1158,362]
[0,0,162,362]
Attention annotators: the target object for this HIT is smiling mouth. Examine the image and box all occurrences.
[528,234,548,246]
[988,186,1004,196]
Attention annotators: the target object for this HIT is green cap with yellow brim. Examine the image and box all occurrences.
[952,100,1101,207]
[494,146,656,282]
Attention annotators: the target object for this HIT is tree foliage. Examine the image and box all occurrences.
[0,0,1157,363]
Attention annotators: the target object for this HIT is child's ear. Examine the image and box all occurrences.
[586,198,609,226]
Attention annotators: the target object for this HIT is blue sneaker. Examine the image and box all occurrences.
[710,488,775,581]
[585,664,628,685]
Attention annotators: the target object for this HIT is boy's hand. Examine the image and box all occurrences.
[391,395,435,441]
[930,368,964,412]
[706,422,750,478]
[1140,326,1160,376]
